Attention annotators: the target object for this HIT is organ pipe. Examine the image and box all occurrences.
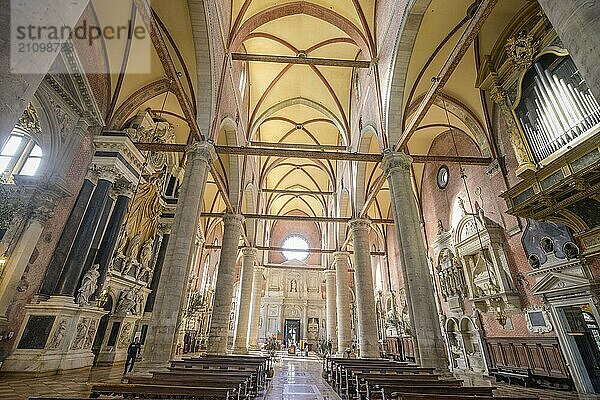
[517,57,600,163]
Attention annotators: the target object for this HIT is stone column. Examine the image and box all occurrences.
[0,197,54,321]
[93,182,134,298]
[81,195,114,279]
[349,218,379,359]
[55,168,117,297]
[232,247,257,353]
[382,151,447,369]
[334,251,352,354]
[537,0,600,100]
[325,267,338,353]
[206,214,243,354]
[39,178,95,296]
[144,223,171,313]
[248,265,264,349]
[0,0,90,146]
[143,142,215,365]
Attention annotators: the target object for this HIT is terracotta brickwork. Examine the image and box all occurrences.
[0,131,95,359]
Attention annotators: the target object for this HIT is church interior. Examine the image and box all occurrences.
[1,0,600,399]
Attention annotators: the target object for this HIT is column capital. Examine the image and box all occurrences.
[349,218,371,232]
[113,180,135,198]
[333,251,350,259]
[158,221,172,235]
[381,151,412,176]
[88,165,121,183]
[186,141,217,164]
[222,213,243,228]
[242,247,258,258]
[254,265,265,274]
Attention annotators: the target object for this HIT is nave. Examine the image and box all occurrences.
[1,354,599,400]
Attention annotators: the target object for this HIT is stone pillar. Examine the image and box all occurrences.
[144,223,171,313]
[206,214,242,354]
[248,265,264,349]
[0,198,54,322]
[537,0,600,100]
[232,247,257,353]
[39,178,95,296]
[334,251,352,354]
[55,168,117,297]
[325,267,338,353]
[143,142,215,365]
[0,0,90,145]
[349,219,379,359]
[81,195,114,279]
[382,151,447,370]
[93,182,134,298]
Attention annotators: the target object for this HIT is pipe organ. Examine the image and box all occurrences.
[516,55,600,162]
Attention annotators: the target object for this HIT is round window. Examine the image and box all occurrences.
[282,235,309,261]
[437,165,449,189]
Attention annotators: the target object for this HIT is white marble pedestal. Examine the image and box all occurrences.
[1,296,107,373]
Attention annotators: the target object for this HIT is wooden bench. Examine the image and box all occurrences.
[390,393,538,400]
[352,373,463,400]
[128,372,255,398]
[89,383,236,399]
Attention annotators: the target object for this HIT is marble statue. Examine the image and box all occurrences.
[139,238,154,268]
[47,319,67,350]
[115,288,141,315]
[76,264,100,305]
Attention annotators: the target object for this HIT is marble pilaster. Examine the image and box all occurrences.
[325,268,338,353]
[349,219,379,359]
[56,168,118,297]
[382,151,447,370]
[207,214,243,354]
[40,179,95,296]
[93,183,133,298]
[232,247,257,353]
[334,251,352,354]
[248,265,264,349]
[142,142,215,365]
[144,223,171,313]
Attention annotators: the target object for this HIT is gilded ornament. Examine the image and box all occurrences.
[505,30,539,70]
[17,103,42,133]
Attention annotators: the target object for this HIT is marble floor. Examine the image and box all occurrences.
[1,355,600,400]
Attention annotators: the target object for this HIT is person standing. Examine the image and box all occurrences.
[124,337,141,374]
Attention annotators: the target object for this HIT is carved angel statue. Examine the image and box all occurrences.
[76,264,100,305]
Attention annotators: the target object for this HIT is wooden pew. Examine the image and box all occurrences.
[171,355,269,388]
[390,393,538,400]
[89,383,236,399]
[353,373,462,400]
[129,371,255,398]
